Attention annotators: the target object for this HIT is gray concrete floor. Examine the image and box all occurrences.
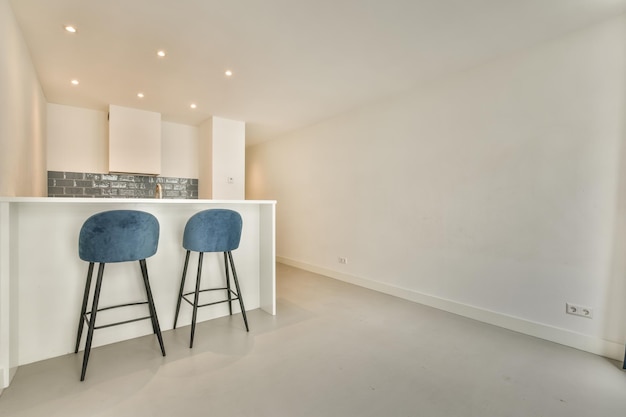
[1,263,625,416]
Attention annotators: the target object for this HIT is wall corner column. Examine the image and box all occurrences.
[0,202,18,391]
[198,116,245,200]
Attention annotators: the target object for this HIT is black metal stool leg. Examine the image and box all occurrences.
[80,263,105,381]
[227,251,249,332]
[140,259,166,357]
[173,250,191,329]
[224,252,233,315]
[137,260,157,336]
[75,262,94,353]
[190,252,204,348]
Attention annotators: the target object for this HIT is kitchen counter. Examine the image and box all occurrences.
[0,198,276,389]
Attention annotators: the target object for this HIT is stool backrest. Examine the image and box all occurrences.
[183,209,242,252]
[79,210,159,263]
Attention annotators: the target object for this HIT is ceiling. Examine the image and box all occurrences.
[9,0,626,146]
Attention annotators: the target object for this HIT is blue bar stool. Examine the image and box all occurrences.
[173,209,249,348]
[74,210,166,381]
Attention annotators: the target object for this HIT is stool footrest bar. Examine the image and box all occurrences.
[80,301,155,330]
[89,301,149,314]
[181,294,241,308]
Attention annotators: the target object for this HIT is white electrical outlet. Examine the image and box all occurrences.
[338,257,348,264]
[566,303,593,319]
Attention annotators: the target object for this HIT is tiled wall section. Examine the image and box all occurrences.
[48,171,198,199]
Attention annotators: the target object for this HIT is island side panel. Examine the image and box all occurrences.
[14,201,266,366]
[259,203,276,315]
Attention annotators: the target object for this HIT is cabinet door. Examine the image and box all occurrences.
[109,105,161,175]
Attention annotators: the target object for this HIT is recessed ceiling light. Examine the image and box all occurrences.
[137,92,144,98]
[64,25,77,33]
[225,70,233,77]
[71,79,79,85]
[190,103,197,109]
[157,50,166,57]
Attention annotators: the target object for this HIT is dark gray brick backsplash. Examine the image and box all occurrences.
[48,171,65,179]
[48,186,65,195]
[64,172,84,180]
[76,180,93,187]
[48,171,199,199]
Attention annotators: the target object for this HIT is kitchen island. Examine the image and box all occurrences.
[0,197,276,389]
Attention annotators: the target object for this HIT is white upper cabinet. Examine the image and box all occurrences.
[108,105,161,175]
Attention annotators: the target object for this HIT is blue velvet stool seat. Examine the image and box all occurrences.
[75,210,166,381]
[173,209,249,348]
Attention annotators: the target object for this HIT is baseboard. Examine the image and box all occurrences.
[277,256,625,362]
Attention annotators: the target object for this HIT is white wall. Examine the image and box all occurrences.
[0,0,46,197]
[47,104,199,179]
[247,16,626,359]
[161,121,199,178]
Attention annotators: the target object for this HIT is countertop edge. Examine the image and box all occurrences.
[0,197,276,205]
